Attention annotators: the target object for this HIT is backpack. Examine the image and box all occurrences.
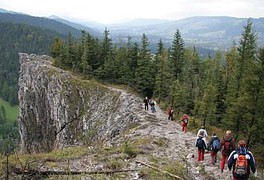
[223,139,232,153]
[234,153,248,176]
[197,137,204,149]
[212,139,220,151]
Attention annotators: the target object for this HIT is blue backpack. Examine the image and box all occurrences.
[212,139,220,151]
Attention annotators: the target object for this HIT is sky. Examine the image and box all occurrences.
[0,0,263,24]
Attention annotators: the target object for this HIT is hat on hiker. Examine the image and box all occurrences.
[226,130,232,135]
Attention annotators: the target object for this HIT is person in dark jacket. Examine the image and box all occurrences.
[167,105,174,120]
[208,133,220,165]
[196,131,207,161]
[220,130,236,172]
[228,140,256,180]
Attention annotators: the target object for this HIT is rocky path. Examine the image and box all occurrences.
[129,103,234,180]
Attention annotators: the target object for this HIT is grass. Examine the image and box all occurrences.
[140,156,189,180]
[0,98,19,121]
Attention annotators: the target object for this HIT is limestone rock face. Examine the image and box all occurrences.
[18,53,142,153]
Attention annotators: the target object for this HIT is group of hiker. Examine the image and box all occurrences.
[142,98,256,180]
[143,97,156,113]
[196,128,256,180]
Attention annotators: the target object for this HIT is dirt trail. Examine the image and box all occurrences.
[130,103,234,180]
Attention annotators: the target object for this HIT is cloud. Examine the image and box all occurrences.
[0,0,263,23]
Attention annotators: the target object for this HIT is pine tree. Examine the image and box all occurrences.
[154,48,173,103]
[181,48,201,114]
[250,48,264,156]
[66,32,75,68]
[170,30,185,80]
[135,34,154,97]
[80,32,93,76]
[224,19,257,139]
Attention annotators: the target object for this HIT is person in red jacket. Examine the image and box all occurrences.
[220,130,236,172]
[181,114,189,133]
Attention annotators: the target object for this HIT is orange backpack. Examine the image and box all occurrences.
[234,154,248,176]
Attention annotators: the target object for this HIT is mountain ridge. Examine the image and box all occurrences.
[1,8,264,52]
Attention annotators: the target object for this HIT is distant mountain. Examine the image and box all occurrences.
[109,18,172,28]
[0,8,23,14]
[0,12,83,38]
[105,16,264,50]
[49,15,101,38]
[1,8,264,52]
[57,16,105,30]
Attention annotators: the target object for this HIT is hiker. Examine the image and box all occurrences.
[228,140,256,180]
[143,97,149,110]
[167,105,174,120]
[196,126,208,139]
[196,126,208,144]
[181,114,189,133]
[208,133,221,165]
[149,98,156,113]
[196,130,207,161]
[220,130,236,173]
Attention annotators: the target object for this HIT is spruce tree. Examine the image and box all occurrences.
[224,19,257,140]
[154,48,173,103]
[135,34,154,97]
[170,29,185,80]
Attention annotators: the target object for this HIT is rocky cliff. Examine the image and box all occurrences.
[18,53,142,153]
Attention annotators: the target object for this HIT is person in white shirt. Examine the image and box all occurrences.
[197,126,208,144]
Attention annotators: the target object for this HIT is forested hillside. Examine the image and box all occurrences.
[0,22,67,105]
[0,13,81,37]
[0,22,69,145]
[51,19,264,164]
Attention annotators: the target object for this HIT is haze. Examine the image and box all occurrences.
[0,0,263,24]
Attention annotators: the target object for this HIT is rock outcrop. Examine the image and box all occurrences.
[18,53,142,153]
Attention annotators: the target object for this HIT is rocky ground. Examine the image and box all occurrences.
[126,102,235,180]
[51,90,259,180]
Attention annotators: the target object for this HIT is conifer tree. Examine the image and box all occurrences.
[170,29,185,80]
[80,32,93,76]
[224,19,257,139]
[127,42,139,85]
[170,80,189,116]
[135,34,154,97]
[100,28,113,67]
[96,28,114,78]
[181,48,201,114]
[250,48,264,155]
[66,32,75,68]
[154,48,173,103]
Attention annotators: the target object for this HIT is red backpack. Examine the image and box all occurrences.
[223,139,232,154]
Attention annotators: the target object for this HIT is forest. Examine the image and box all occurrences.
[51,19,264,164]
